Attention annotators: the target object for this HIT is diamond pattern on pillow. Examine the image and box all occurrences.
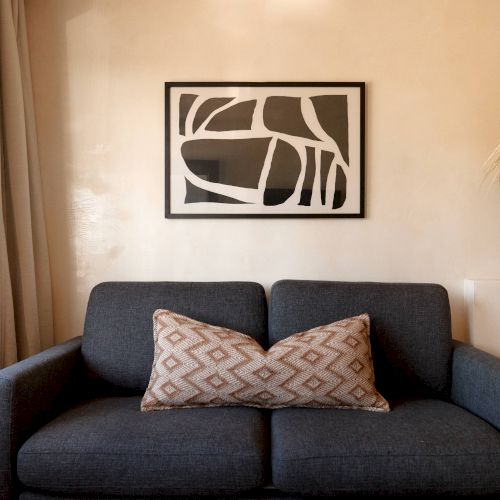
[141,310,389,412]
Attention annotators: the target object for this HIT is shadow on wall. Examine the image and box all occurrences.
[27,1,94,341]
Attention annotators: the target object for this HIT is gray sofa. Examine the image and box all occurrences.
[1,280,499,499]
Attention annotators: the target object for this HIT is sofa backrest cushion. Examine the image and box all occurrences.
[82,282,267,393]
[269,280,452,398]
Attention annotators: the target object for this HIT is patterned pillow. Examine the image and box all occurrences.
[141,310,389,412]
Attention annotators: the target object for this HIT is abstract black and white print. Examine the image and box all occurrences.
[166,83,364,217]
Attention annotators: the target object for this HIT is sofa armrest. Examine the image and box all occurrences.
[451,340,500,431]
[0,337,84,499]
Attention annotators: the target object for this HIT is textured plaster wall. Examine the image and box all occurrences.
[26,0,500,345]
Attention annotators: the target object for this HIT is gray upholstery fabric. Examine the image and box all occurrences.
[19,492,304,500]
[82,282,267,393]
[17,494,500,500]
[269,280,452,398]
[271,398,500,496]
[17,397,269,497]
[452,341,500,431]
[0,337,83,500]
[20,485,308,500]
[17,495,500,500]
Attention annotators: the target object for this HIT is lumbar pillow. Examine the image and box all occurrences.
[141,310,389,412]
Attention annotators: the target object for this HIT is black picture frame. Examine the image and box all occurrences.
[165,82,365,218]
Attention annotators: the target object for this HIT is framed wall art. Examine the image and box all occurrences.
[165,82,364,218]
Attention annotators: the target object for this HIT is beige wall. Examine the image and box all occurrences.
[26,0,500,344]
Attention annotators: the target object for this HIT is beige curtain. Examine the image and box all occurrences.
[0,0,53,367]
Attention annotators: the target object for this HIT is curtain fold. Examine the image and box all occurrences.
[0,0,54,367]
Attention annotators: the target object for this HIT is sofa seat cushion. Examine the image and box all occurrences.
[17,397,269,496]
[272,398,500,496]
